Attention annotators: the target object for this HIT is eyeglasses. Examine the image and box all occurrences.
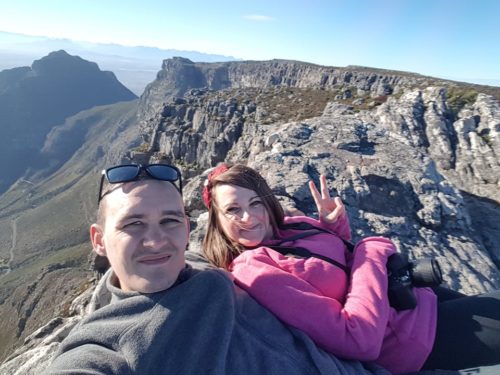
[98,164,182,203]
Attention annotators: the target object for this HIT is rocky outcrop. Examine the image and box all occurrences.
[372,88,499,202]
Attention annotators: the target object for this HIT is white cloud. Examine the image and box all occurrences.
[243,14,275,22]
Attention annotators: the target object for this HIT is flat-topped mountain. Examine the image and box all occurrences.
[0,50,137,193]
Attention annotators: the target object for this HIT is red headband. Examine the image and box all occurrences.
[202,163,230,208]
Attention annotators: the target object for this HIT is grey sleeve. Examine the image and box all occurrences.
[42,344,132,375]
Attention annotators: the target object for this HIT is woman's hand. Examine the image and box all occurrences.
[308,174,346,224]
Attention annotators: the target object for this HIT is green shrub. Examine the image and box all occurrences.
[446,87,478,118]
[132,142,150,153]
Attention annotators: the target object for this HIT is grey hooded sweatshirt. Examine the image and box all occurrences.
[43,259,392,375]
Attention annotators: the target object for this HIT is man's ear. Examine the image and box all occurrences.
[90,223,106,257]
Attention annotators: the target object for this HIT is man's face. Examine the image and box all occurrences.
[91,180,189,293]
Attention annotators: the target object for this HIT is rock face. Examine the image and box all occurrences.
[1,58,499,372]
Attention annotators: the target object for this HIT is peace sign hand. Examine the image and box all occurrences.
[308,174,346,224]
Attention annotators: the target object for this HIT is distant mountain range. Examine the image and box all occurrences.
[0,31,241,95]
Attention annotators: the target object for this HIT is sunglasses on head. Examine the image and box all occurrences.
[98,164,183,203]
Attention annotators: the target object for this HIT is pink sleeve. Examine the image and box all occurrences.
[284,213,351,241]
[231,237,396,361]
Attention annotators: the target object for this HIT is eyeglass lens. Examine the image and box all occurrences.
[146,165,180,181]
[106,165,141,183]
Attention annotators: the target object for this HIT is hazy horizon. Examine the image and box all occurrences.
[0,0,498,88]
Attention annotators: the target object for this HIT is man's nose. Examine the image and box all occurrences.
[142,226,168,249]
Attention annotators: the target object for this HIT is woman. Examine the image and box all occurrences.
[202,163,500,374]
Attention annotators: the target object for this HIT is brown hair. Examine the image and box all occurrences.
[202,164,285,269]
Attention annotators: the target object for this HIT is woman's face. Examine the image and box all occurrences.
[213,184,273,247]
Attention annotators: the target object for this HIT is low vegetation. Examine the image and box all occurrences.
[446,87,479,119]
[132,142,151,153]
[0,243,89,288]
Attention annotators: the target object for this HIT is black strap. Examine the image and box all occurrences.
[274,229,325,244]
[268,245,350,274]
[261,221,354,274]
[280,222,355,253]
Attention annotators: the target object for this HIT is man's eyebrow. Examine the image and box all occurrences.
[118,210,185,222]
[161,210,185,217]
[117,213,145,223]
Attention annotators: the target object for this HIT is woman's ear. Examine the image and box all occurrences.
[90,224,106,257]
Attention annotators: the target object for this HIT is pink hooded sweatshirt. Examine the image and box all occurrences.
[230,214,437,374]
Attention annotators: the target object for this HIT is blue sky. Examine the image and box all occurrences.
[0,0,499,85]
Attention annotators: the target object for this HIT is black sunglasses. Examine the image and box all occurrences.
[98,164,183,203]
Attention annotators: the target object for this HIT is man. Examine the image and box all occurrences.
[90,166,189,294]
[42,164,496,375]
